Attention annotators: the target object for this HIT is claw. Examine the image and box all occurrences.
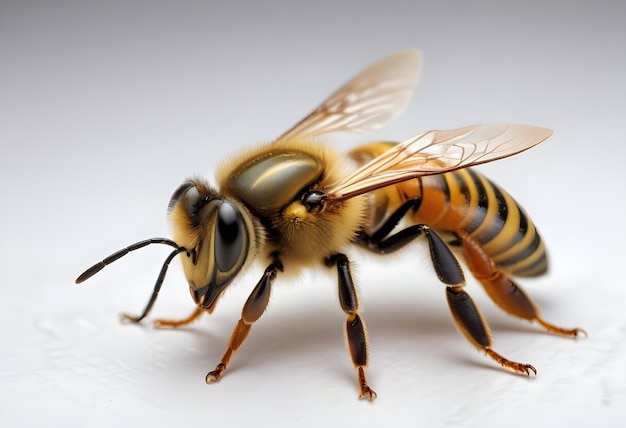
[357,366,377,400]
[574,328,588,339]
[206,363,226,383]
[485,348,537,376]
[518,363,537,376]
[359,385,378,401]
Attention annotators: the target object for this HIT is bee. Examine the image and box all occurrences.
[76,50,584,400]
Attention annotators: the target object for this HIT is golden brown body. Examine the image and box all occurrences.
[76,50,584,400]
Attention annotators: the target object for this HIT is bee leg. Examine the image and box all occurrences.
[362,217,537,375]
[362,220,465,286]
[206,261,280,383]
[326,254,377,400]
[456,231,585,338]
[153,307,206,328]
[446,287,537,375]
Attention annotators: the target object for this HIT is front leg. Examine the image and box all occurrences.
[326,254,377,400]
[153,307,206,328]
[206,259,282,383]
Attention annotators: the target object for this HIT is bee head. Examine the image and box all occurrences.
[168,179,258,310]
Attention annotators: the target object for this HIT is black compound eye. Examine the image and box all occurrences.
[215,202,245,272]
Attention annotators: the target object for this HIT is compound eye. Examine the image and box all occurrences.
[215,201,246,272]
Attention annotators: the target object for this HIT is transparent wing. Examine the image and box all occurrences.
[326,124,552,201]
[278,50,421,141]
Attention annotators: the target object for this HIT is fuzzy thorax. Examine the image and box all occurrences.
[272,195,366,266]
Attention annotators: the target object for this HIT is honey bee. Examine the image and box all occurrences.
[76,50,584,400]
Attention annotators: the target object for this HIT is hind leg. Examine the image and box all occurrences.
[446,286,536,375]
[456,230,585,338]
[360,201,538,375]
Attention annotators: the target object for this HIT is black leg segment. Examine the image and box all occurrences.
[242,261,281,324]
[347,314,368,367]
[326,253,358,313]
[326,253,376,400]
[445,287,491,348]
[361,216,465,286]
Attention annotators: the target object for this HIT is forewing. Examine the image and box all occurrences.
[326,124,552,201]
[278,50,421,140]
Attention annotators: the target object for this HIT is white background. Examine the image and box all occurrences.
[1,1,625,427]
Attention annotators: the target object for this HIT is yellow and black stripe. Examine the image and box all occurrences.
[399,168,547,277]
[351,141,548,278]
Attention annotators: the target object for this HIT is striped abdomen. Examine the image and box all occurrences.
[352,142,548,277]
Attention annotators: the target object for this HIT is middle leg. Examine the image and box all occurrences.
[326,253,377,400]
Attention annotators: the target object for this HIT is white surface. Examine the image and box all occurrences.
[1,1,625,427]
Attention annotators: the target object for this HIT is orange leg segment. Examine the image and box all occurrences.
[206,319,252,382]
[206,261,279,383]
[153,307,206,328]
[457,230,585,338]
